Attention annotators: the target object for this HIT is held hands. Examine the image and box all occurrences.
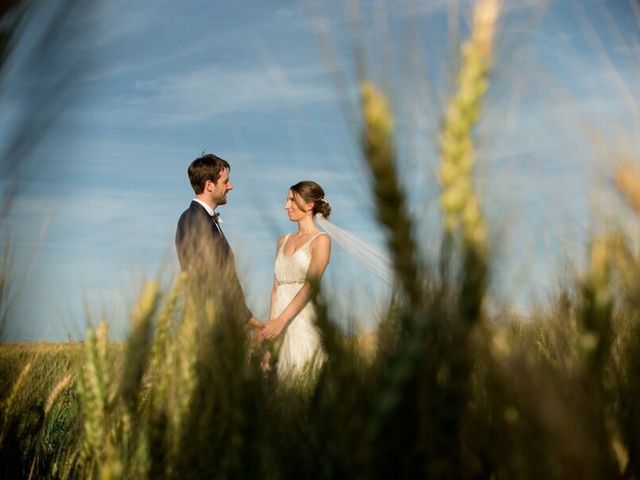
[247,316,263,330]
[258,317,287,341]
[248,317,284,374]
[247,315,286,341]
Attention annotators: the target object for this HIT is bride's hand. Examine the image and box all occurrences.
[260,317,286,340]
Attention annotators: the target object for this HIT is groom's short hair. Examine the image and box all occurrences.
[188,154,231,194]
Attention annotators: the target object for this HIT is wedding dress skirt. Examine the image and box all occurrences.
[272,233,326,382]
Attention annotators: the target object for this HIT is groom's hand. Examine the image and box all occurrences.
[247,316,264,329]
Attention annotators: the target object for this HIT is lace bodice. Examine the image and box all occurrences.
[271,231,327,381]
[274,233,325,286]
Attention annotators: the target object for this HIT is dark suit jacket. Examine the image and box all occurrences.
[175,201,252,322]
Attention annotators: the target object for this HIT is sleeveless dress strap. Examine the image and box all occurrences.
[280,231,327,258]
[278,234,291,255]
[309,231,326,242]
[305,231,327,249]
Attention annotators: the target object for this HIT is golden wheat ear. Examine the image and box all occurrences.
[614,163,640,214]
[438,0,500,257]
[0,361,32,446]
[44,373,73,417]
[119,281,160,416]
[359,81,422,308]
[76,325,108,469]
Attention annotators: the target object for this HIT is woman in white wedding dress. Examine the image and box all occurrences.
[259,181,331,381]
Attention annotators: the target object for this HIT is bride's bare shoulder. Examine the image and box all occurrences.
[311,232,331,250]
[276,234,289,249]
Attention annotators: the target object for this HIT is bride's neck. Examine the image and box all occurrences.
[297,216,316,234]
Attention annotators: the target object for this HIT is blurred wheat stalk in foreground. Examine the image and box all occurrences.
[438,0,498,255]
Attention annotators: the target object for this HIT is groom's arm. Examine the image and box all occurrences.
[175,212,190,270]
[222,259,258,326]
[247,316,262,329]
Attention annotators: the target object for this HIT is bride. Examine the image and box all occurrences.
[258,180,331,381]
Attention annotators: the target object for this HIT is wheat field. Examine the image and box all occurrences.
[3,0,640,478]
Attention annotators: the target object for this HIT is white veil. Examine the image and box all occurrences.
[315,214,394,286]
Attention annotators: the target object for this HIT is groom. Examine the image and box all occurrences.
[175,153,260,328]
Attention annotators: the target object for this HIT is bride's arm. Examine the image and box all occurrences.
[268,275,278,321]
[261,234,331,340]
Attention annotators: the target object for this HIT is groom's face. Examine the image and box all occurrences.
[211,167,233,206]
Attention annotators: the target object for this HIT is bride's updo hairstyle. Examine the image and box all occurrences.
[290,180,331,219]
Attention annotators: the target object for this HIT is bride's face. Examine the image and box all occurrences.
[285,190,312,221]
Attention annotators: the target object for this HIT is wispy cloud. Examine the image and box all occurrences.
[71,63,334,127]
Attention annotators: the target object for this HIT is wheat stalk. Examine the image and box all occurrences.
[119,281,159,415]
[2,361,31,416]
[76,326,108,469]
[149,276,184,382]
[579,236,614,370]
[615,163,640,214]
[359,81,422,306]
[438,0,500,254]
[164,281,198,466]
[44,372,73,416]
[0,361,32,447]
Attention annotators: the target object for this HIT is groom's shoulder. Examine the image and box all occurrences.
[181,201,204,216]
[177,202,203,226]
[177,203,192,221]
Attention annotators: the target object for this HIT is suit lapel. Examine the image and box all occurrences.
[190,201,231,257]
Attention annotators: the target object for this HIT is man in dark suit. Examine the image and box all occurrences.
[175,153,261,328]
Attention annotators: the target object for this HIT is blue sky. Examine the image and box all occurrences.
[2,0,639,341]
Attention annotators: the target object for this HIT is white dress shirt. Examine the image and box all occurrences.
[193,198,215,216]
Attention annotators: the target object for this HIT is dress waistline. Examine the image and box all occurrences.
[277,279,305,286]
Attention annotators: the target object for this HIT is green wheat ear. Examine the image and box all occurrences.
[438,0,500,255]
